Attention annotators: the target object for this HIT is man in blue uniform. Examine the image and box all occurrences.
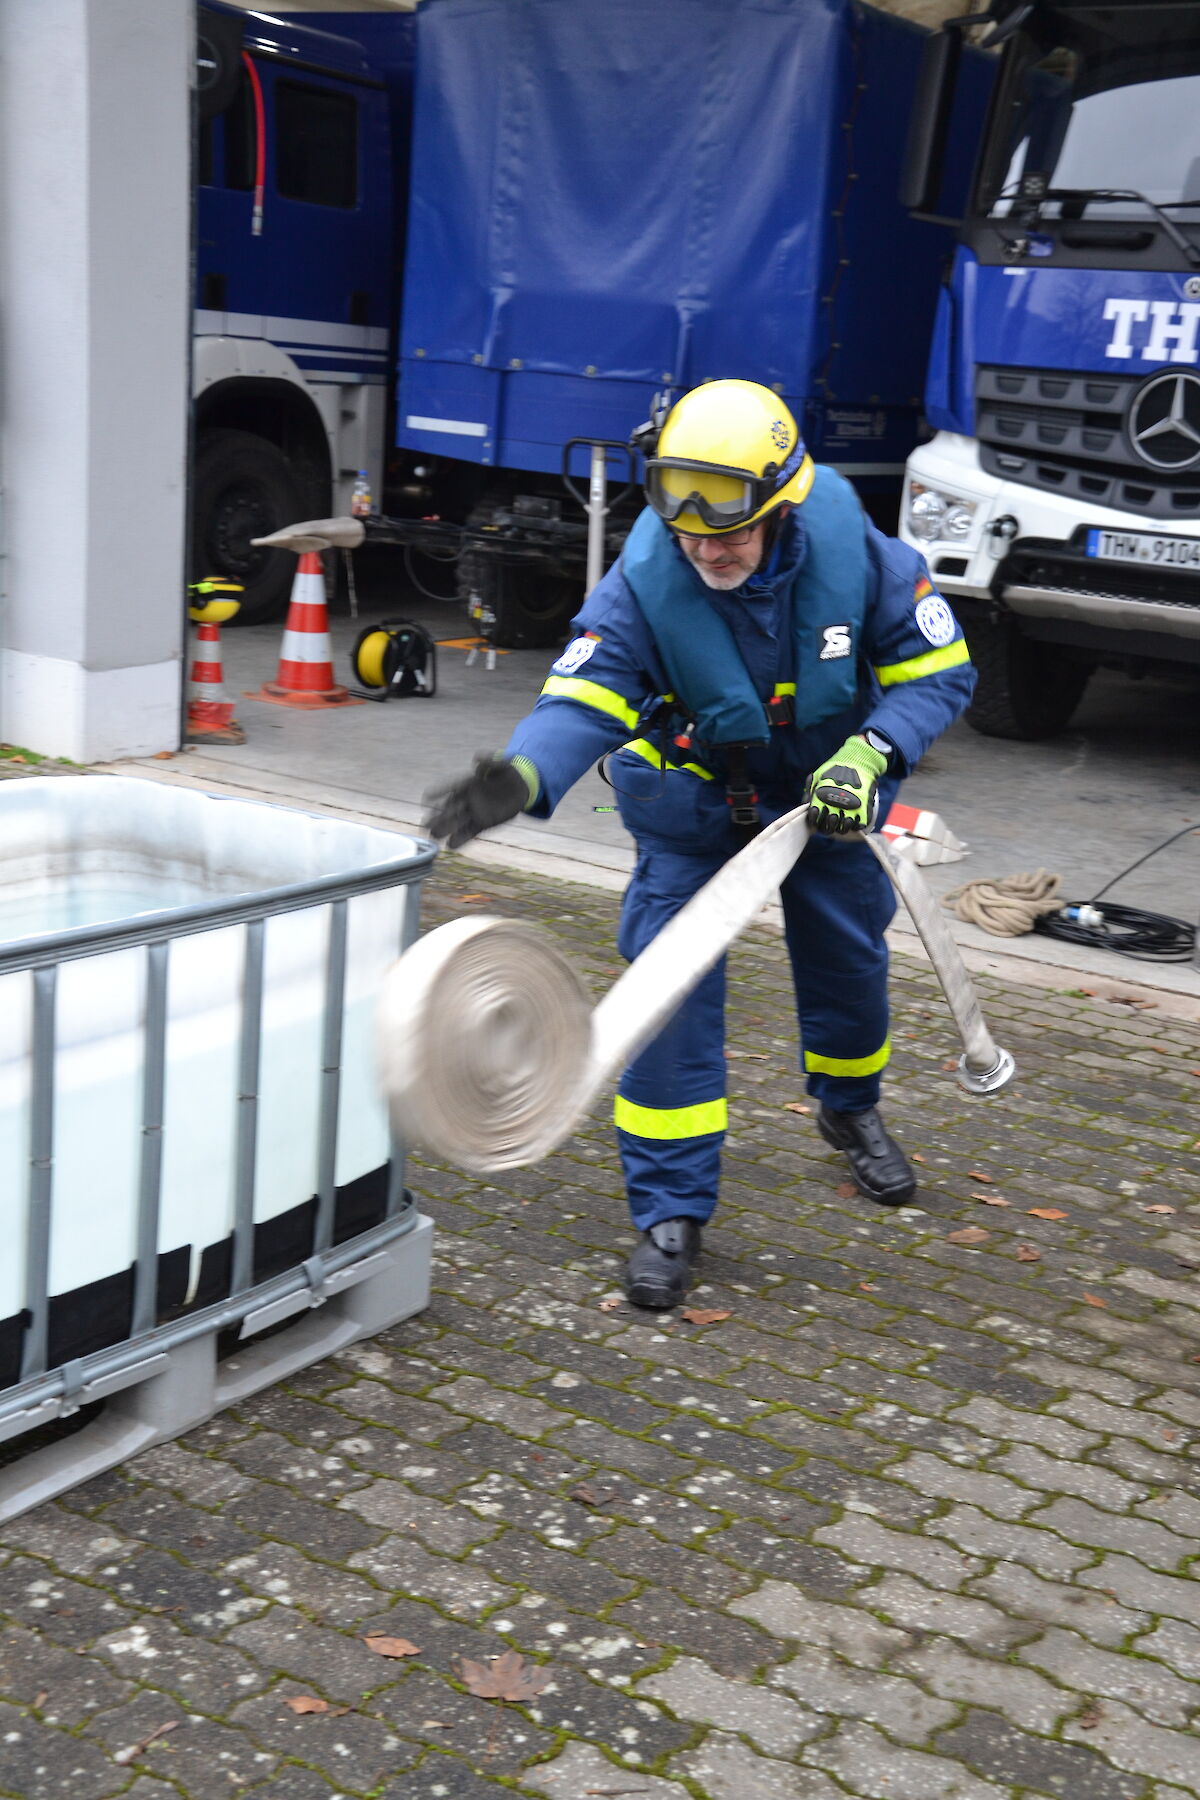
[426,380,974,1309]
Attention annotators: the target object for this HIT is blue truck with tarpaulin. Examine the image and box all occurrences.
[898,0,1200,738]
[194,0,988,638]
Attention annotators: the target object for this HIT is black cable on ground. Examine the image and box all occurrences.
[1033,901,1194,962]
[1033,824,1198,963]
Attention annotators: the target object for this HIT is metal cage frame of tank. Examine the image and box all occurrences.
[0,798,436,1523]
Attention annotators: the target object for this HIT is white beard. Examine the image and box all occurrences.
[690,563,749,592]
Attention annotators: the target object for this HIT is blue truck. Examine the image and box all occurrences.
[898,0,1200,737]
[195,0,985,635]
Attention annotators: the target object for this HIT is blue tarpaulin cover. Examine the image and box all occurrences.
[398,0,987,474]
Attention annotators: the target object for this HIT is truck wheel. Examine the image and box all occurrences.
[962,614,1091,741]
[192,429,309,624]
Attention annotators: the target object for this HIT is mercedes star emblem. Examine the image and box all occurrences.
[1129,370,1200,472]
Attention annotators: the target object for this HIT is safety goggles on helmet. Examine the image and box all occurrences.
[645,440,808,533]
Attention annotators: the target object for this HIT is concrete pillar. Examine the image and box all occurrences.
[0,0,191,761]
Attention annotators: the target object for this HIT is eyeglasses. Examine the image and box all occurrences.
[673,524,759,548]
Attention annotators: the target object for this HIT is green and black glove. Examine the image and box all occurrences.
[805,736,889,836]
[423,753,539,849]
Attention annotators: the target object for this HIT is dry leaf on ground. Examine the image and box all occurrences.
[976,1194,1010,1207]
[836,1183,857,1200]
[363,1635,421,1659]
[681,1307,732,1325]
[967,1170,995,1183]
[859,1281,877,1292]
[941,1060,958,1072]
[1015,1243,1041,1262]
[1078,1703,1104,1728]
[1142,1204,1176,1214]
[283,1696,331,1715]
[911,1152,926,1164]
[1083,1293,1108,1307]
[597,1295,623,1312]
[947,1226,990,1245]
[459,1650,552,1702]
[569,1482,614,1509]
[784,1101,811,1114]
[1163,1428,1178,1441]
[1027,1207,1068,1221]
[453,893,489,902]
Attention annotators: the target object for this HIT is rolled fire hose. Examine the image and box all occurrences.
[377,807,1016,1174]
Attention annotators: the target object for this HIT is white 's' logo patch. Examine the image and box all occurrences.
[820,623,852,660]
[552,634,599,675]
[915,594,956,647]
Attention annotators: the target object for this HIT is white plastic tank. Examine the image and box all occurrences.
[0,776,432,1385]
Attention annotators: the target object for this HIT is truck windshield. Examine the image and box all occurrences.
[978,7,1200,222]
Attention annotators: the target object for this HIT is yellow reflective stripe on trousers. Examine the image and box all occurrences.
[541,675,640,731]
[873,639,971,688]
[614,1094,728,1139]
[803,1036,891,1078]
[622,737,715,781]
[773,681,796,699]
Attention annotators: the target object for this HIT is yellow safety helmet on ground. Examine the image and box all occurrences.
[641,379,815,536]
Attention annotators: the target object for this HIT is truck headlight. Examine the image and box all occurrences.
[907,482,977,544]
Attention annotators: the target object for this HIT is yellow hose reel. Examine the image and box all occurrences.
[350,619,437,700]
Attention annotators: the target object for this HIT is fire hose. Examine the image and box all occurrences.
[377,809,1015,1176]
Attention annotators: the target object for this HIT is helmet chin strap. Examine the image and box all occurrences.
[756,502,790,567]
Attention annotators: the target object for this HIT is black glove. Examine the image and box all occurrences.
[423,753,533,849]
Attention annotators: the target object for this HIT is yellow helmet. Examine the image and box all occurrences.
[643,380,814,536]
[188,576,243,624]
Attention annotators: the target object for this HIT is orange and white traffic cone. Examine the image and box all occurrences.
[245,552,363,709]
[186,614,246,745]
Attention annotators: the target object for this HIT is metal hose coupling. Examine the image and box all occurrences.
[379,807,1016,1175]
[957,1047,1017,1096]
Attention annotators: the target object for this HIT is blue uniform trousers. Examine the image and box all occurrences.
[615,834,896,1232]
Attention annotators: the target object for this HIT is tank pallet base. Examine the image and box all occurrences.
[0,1214,433,1524]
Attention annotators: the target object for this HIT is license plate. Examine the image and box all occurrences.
[1085,528,1200,569]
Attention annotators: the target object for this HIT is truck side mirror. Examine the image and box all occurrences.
[901,29,963,219]
[197,6,246,124]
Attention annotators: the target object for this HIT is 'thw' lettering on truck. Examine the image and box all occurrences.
[193,0,989,639]
[900,0,1200,738]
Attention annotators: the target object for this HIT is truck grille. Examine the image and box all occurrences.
[976,366,1200,522]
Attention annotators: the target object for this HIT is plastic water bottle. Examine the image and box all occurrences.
[350,470,372,518]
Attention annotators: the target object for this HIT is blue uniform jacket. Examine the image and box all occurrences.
[505,507,975,856]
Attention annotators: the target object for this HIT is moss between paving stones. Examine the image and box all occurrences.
[0,847,1198,1799]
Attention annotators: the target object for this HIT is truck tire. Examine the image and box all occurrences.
[962,613,1091,741]
[192,428,308,624]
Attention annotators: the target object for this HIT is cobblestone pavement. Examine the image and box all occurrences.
[3,852,1200,1799]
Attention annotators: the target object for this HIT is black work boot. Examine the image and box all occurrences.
[817,1105,916,1207]
[624,1217,703,1310]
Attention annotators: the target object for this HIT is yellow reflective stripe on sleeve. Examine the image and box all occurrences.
[803,1036,891,1078]
[622,738,715,781]
[614,1094,728,1139]
[873,639,971,688]
[540,675,641,730]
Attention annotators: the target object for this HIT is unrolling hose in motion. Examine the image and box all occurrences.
[377,807,1015,1175]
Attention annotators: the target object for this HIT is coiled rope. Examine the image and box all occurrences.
[378,808,1014,1173]
[940,870,1063,938]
